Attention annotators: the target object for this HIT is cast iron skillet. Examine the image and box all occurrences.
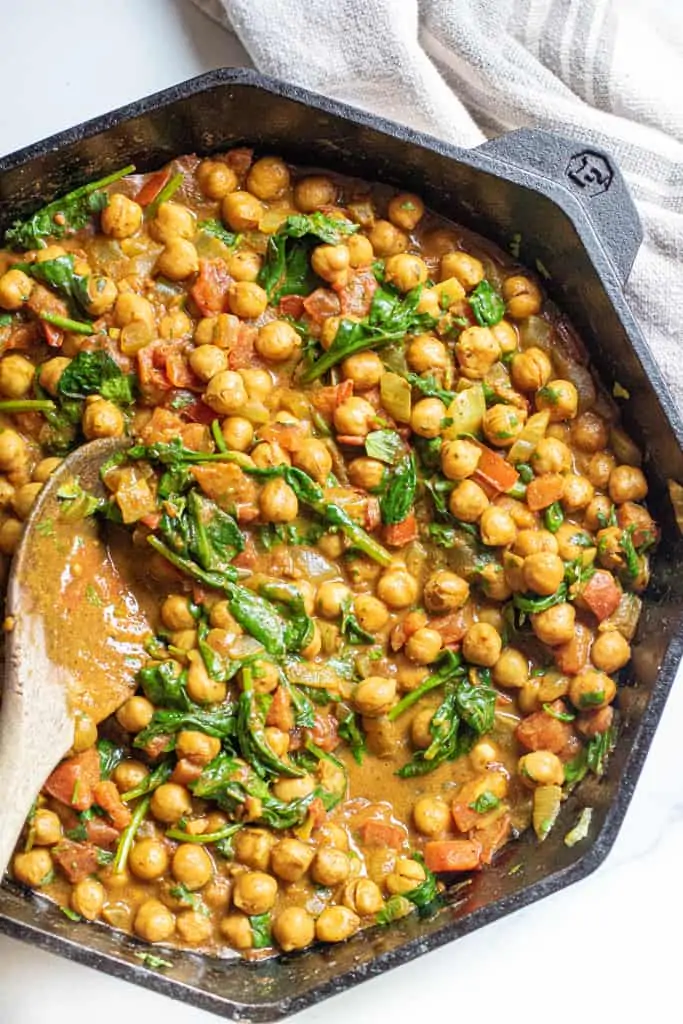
[0,68,682,1022]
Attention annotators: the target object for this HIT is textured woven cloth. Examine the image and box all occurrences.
[193,0,683,401]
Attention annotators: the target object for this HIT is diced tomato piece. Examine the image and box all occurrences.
[164,347,203,391]
[52,840,99,884]
[336,434,366,447]
[423,839,482,873]
[44,749,101,812]
[302,288,340,323]
[554,622,592,674]
[278,295,305,319]
[579,570,622,622]
[429,607,471,645]
[233,534,258,570]
[617,502,657,549]
[171,758,203,786]
[265,685,294,733]
[225,147,254,177]
[93,780,132,830]
[526,473,565,511]
[305,713,340,753]
[142,735,172,761]
[451,800,484,834]
[179,398,216,425]
[515,702,574,754]
[258,421,308,453]
[364,496,381,531]
[471,442,519,495]
[136,167,171,207]
[337,270,377,318]
[307,796,328,830]
[311,381,354,417]
[358,819,406,850]
[191,258,230,316]
[227,323,259,370]
[138,342,172,391]
[85,818,120,848]
[190,462,257,509]
[478,813,512,865]
[41,320,64,348]
[576,705,614,738]
[139,406,185,444]
[383,512,418,547]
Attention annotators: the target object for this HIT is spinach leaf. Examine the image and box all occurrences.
[340,596,375,646]
[404,372,456,406]
[137,660,190,711]
[134,705,237,749]
[250,913,272,949]
[4,165,135,250]
[58,350,134,405]
[97,739,124,779]
[512,583,568,614]
[337,709,366,764]
[403,856,440,910]
[468,280,505,327]
[236,675,306,779]
[198,218,239,248]
[379,451,416,525]
[454,677,496,734]
[188,490,244,570]
[365,428,404,465]
[469,791,501,814]
[258,212,358,303]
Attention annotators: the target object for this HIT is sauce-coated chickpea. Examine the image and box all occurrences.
[480,506,517,546]
[413,796,450,837]
[134,899,176,943]
[101,192,143,238]
[406,334,449,373]
[377,565,419,609]
[221,416,254,453]
[234,829,274,871]
[292,437,332,483]
[609,464,648,504]
[510,346,552,392]
[562,473,594,511]
[333,396,376,437]
[522,552,565,595]
[255,320,300,362]
[244,658,279,694]
[222,191,264,231]
[385,253,428,293]
[583,495,615,533]
[348,456,385,491]
[570,411,609,453]
[270,838,314,882]
[519,750,565,786]
[172,844,213,890]
[176,730,221,766]
[503,274,542,319]
[32,809,62,846]
[354,675,397,716]
[160,309,192,340]
[220,913,254,950]
[293,175,336,212]
[246,156,290,200]
[449,479,489,522]
[405,627,442,665]
[386,858,426,895]
[492,648,529,688]
[84,275,117,316]
[116,695,154,733]
[312,846,351,886]
[462,622,502,667]
[156,237,199,280]
[536,379,578,422]
[343,878,384,916]
[189,344,228,382]
[441,438,481,480]
[316,905,360,943]
[411,397,447,439]
[113,759,148,794]
[11,481,41,520]
[0,355,34,398]
[311,244,350,286]
[0,429,27,475]
[531,602,576,646]
[176,910,213,945]
[0,268,33,310]
[196,159,238,199]
[227,280,268,319]
[483,405,526,447]
[161,594,195,631]
[228,248,262,281]
[150,783,192,824]
[13,849,53,887]
[591,631,631,673]
[387,193,424,231]
[259,477,299,523]
[367,219,408,257]
[568,669,617,710]
[423,569,469,613]
[341,351,383,390]
[252,441,291,468]
[491,319,518,354]
[232,871,278,915]
[272,907,315,952]
[150,201,195,243]
[129,838,170,881]
[0,517,22,554]
[70,878,105,921]
[354,594,389,632]
[347,233,374,267]
[316,579,351,619]
[203,369,248,415]
[587,452,616,490]
[455,326,501,379]
[82,397,125,440]
[440,251,484,291]
[272,775,316,802]
[531,437,572,475]
[114,293,155,332]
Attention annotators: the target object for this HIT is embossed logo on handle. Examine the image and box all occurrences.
[566,151,613,197]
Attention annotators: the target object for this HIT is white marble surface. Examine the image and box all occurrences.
[0,2,681,1022]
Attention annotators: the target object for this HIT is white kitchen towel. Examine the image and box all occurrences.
[193,0,683,401]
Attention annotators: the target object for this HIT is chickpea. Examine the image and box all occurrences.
[270,838,314,883]
[176,730,221,766]
[11,481,42,521]
[316,906,360,943]
[67,877,104,922]
[99,192,143,239]
[159,309,192,341]
[368,219,408,257]
[492,648,529,688]
[255,319,300,362]
[37,358,70,400]
[150,783,192,824]
[341,351,383,390]
[387,193,424,231]
[0,268,33,310]
[348,456,385,491]
[609,464,648,504]
[224,251,260,287]
[480,506,517,546]
[114,293,155,332]
[172,844,213,890]
[312,244,351,288]
[309,846,350,887]
[234,829,274,871]
[462,622,502,667]
[232,871,278,915]
[522,552,565,595]
[409,706,435,749]
[591,631,631,673]
[531,437,571,476]
[319,315,342,350]
[510,346,552,392]
[32,809,62,846]
[31,457,61,484]
[413,796,450,837]
[569,669,617,710]
[252,441,291,469]
[333,396,375,437]
[406,334,449,374]
[478,562,511,601]
[440,251,484,291]
[570,411,608,453]
[584,495,615,534]
[129,838,170,881]
[272,775,316,802]
[156,238,199,280]
[287,438,331,486]
[113,759,148,794]
[272,907,315,952]
[387,858,426,895]
[176,909,213,945]
[203,370,247,416]
[343,878,384,917]
[490,321,518,357]
[81,397,125,440]
[227,280,268,319]
[441,439,481,480]
[197,158,239,200]
[354,594,389,632]
[531,602,576,646]
[245,658,280,694]
[410,397,447,439]
[293,175,336,212]
[188,345,228,383]
[483,405,526,448]
[385,253,428,294]
[423,569,469,614]
[315,580,350,619]
[354,676,397,717]
[259,477,299,523]
[218,416,252,453]
[455,326,501,379]
[82,274,117,317]
[377,566,419,609]
[347,233,374,267]
[150,202,195,244]
[220,913,254,950]
[562,473,594,512]
[0,355,34,398]
[116,695,154,733]
[245,156,290,200]
[519,750,565,787]
[134,899,175,943]
[448,479,489,523]
[0,517,22,554]
[536,379,578,422]
[502,274,542,319]
[221,191,264,232]
[405,627,442,665]
[13,849,53,888]
[160,594,194,632]
[587,452,617,490]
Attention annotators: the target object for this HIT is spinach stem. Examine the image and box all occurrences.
[113,795,150,874]
[0,399,56,413]
[39,310,94,335]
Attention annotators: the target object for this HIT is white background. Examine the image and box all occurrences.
[0,2,681,1022]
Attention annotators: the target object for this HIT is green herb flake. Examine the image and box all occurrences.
[60,906,82,922]
[468,280,505,327]
[134,952,174,970]
[564,807,593,847]
[469,791,501,814]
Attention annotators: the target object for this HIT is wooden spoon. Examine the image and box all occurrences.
[0,437,150,876]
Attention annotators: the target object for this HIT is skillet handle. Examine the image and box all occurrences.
[476,128,642,286]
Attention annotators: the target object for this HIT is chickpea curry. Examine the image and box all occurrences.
[1,150,657,957]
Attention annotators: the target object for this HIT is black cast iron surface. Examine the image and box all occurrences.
[1,68,682,1022]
